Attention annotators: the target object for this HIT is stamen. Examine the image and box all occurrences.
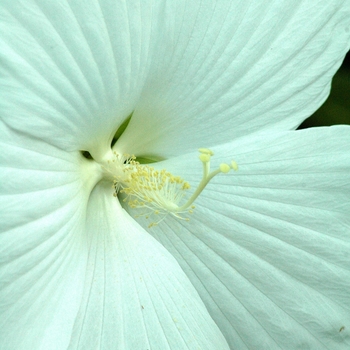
[112,148,237,227]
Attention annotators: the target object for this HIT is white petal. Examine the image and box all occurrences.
[117,1,350,157]
[0,128,98,349]
[2,1,349,160]
[127,126,350,349]
[68,182,229,350]
[0,0,159,154]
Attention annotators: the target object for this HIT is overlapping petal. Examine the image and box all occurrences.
[70,182,229,349]
[1,0,349,159]
[117,0,350,158]
[0,126,98,349]
[0,0,159,154]
[127,126,350,349]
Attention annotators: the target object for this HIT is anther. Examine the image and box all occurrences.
[231,161,238,171]
[219,163,231,173]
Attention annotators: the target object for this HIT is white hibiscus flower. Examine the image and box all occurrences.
[1,1,350,349]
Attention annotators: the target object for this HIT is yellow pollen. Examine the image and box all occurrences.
[111,148,237,226]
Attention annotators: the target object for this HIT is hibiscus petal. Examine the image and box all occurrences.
[0,127,99,349]
[2,1,349,160]
[117,1,350,157]
[127,126,350,349]
[69,182,230,349]
[0,0,159,154]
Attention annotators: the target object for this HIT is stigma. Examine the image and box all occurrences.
[108,148,237,227]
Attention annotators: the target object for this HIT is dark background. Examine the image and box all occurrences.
[299,51,350,128]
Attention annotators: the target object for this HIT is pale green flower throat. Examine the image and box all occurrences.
[100,148,238,228]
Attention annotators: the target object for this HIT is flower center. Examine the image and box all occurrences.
[100,148,237,227]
